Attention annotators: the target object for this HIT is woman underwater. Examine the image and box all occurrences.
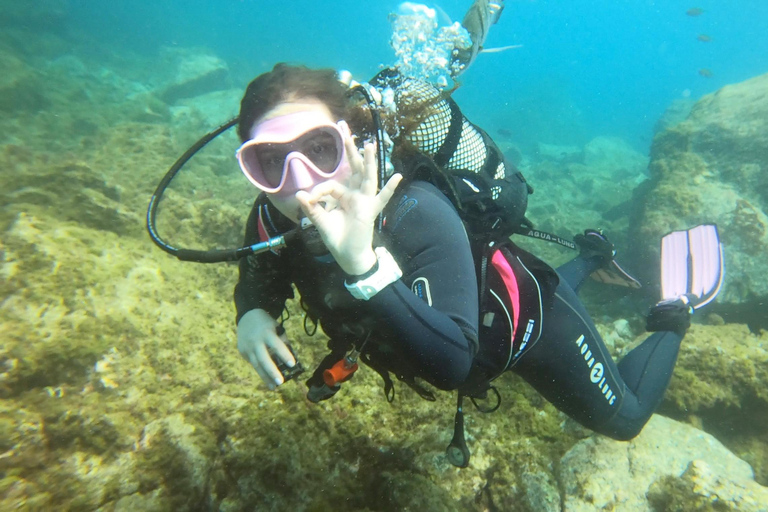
[227,2,722,467]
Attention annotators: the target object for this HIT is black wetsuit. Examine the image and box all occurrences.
[235,72,680,440]
[514,256,683,440]
[236,181,479,391]
[234,179,681,440]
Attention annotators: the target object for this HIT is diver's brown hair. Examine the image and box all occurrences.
[238,63,456,155]
[238,63,356,141]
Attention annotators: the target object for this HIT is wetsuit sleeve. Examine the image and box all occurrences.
[361,181,479,390]
[233,202,294,323]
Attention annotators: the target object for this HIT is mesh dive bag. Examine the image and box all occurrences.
[371,70,532,240]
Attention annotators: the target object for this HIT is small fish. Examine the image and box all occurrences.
[697,34,712,42]
[497,128,512,139]
[457,0,505,74]
[686,7,704,16]
[699,68,713,78]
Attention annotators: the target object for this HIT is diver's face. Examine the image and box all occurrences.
[246,99,353,223]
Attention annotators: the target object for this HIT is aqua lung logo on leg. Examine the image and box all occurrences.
[575,335,616,406]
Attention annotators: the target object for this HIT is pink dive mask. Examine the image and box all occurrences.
[236,111,352,197]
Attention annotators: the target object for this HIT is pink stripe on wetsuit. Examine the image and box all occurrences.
[491,249,520,341]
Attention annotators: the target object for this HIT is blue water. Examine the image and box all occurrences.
[63,0,767,147]
[65,0,768,151]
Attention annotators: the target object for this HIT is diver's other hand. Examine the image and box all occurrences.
[295,140,403,275]
[236,309,295,390]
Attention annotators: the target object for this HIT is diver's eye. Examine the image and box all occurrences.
[310,142,331,155]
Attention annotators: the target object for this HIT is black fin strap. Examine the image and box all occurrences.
[299,298,319,336]
[469,386,501,413]
[399,376,437,402]
[361,354,396,403]
[433,97,464,168]
[303,314,318,336]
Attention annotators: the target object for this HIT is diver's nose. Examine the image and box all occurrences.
[286,156,315,190]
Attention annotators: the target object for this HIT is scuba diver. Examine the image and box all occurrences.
[148,1,724,467]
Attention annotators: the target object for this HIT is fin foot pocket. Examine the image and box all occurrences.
[646,298,692,336]
[575,229,642,289]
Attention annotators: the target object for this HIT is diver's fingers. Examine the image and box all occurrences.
[360,142,378,196]
[247,353,276,390]
[295,183,346,227]
[373,173,403,212]
[347,168,364,190]
[254,342,284,387]
[345,133,364,173]
[306,179,348,200]
[265,330,295,367]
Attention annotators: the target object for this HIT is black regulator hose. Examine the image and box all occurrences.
[146,116,296,263]
[349,84,387,232]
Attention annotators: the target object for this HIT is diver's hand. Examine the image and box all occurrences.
[295,140,402,275]
[236,309,295,390]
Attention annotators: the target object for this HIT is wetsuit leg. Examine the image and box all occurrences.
[556,255,602,294]
[510,274,682,440]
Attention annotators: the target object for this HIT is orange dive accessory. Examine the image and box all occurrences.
[323,348,361,387]
[322,332,373,388]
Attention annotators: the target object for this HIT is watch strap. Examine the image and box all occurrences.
[344,247,402,300]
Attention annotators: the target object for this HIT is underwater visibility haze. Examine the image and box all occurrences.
[1,0,768,510]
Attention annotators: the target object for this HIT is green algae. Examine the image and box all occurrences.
[647,459,768,512]
[656,324,768,485]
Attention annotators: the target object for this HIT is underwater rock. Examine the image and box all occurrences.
[658,323,768,485]
[154,47,232,105]
[0,150,142,237]
[536,142,583,164]
[0,0,68,32]
[519,133,651,281]
[647,459,768,512]
[172,89,242,131]
[0,45,49,113]
[501,142,524,167]
[582,136,648,179]
[560,414,766,511]
[654,97,696,135]
[631,72,768,308]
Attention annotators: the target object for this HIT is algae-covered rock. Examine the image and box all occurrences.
[647,460,768,512]
[0,45,48,114]
[631,73,768,311]
[154,47,232,105]
[560,415,766,511]
[518,134,650,300]
[537,142,583,164]
[653,97,695,134]
[657,323,768,485]
[583,136,648,178]
[0,195,581,509]
[0,0,68,31]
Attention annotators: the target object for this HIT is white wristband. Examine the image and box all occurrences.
[344,247,402,300]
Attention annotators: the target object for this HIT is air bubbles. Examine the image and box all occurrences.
[390,2,472,88]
